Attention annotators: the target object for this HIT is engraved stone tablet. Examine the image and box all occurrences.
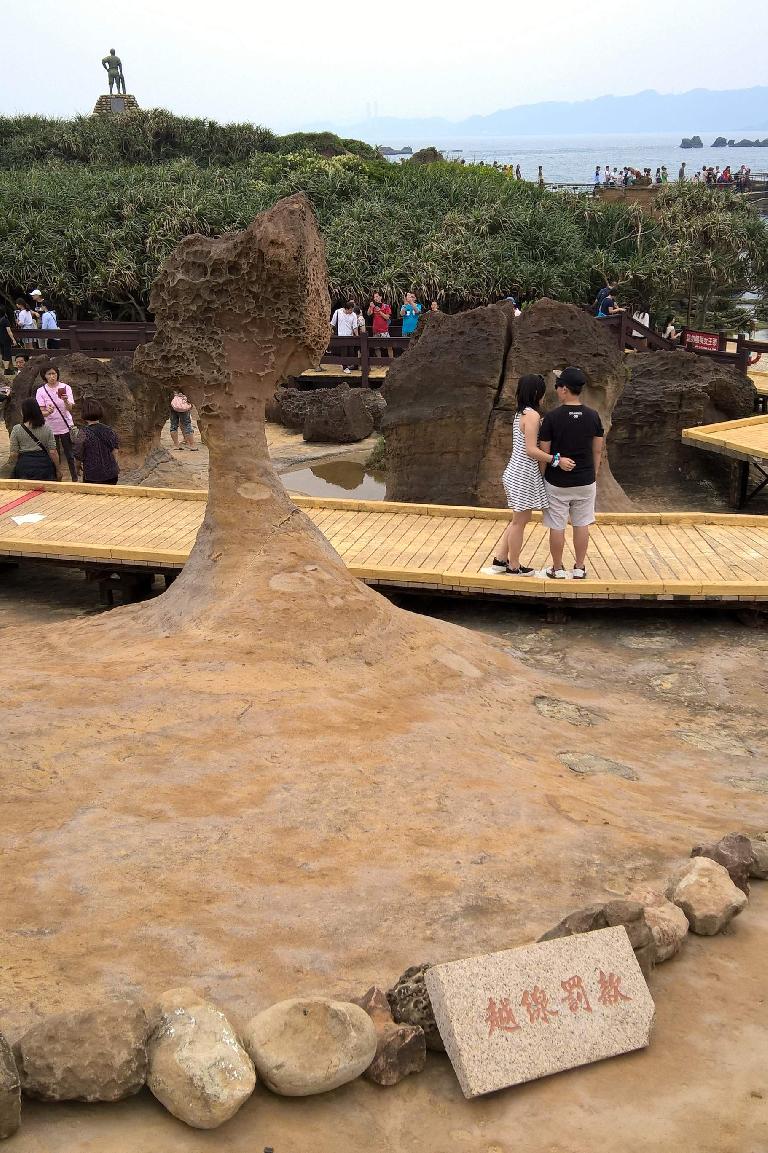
[110,97,126,113]
[425,925,655,1098]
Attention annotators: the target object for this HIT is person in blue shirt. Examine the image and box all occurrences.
[400,292,422,337]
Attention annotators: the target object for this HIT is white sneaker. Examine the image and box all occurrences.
[546,567,568,579]
[343,367,352,374]
[572,566,587,579]
[486,562,508,575]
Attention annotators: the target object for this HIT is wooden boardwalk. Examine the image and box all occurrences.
[683,414,768,508]
[1,479,768,603]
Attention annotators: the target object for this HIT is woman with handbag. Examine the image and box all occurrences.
[169,388,197,450]
[35,365,78,480]
[7,397,60,480]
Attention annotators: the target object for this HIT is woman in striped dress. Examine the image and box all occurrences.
[489,374,574,574]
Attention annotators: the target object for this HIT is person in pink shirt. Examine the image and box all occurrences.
[35,365,78,480]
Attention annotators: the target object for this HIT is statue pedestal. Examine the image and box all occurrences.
[92,94,140,116]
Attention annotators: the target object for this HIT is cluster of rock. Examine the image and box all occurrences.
[266,382,384,443]
[380,299,755,510]
[1,828,763,1138]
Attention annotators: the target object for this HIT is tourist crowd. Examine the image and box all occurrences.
[594,163,753,189]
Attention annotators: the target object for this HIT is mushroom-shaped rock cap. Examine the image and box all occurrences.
[135,192,330,408]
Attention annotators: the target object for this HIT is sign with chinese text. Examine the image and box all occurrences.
[424,926,655,1098]
[683,329,722,353]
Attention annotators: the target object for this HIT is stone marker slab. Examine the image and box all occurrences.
[425,926,654,1098]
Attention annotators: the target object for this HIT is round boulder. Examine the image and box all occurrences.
[147,987,256,1129]
[243,997,376,1096]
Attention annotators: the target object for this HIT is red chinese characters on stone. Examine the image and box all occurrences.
[521,985,559,1024]
[560,974,592,1014]
[597,970,632,1006]
[485,997,521,1037]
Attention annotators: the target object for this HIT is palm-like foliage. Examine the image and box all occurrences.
[1,152,765,324]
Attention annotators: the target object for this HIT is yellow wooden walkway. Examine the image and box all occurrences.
[1,479,768,603]
[682,414,768,463]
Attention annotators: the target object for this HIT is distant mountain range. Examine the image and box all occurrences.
[321,88,768,141]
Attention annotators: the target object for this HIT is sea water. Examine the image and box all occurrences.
[380,132,768,184]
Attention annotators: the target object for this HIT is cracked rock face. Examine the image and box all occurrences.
[0,1034,20,1140]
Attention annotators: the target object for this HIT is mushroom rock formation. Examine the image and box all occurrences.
[609,351,756,502]
[383,298,632,511]
[5,352,168,470]
[134,191,384,637]
[1,194,764,1057]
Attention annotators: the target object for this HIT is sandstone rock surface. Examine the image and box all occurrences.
[0,1034,20,1140]
[610,351,755,503]
[691,832,755,895]
[386,964,444,1051]
[268,383,385,433]
[303,384,374,443]
[13,1000,149,1102]
[353,986,426,1087]
[539,898,655,976]
[477,298,631,510]
[742,831,768,878]
[147,987,256,1129]
[244,997,377,1096]
[665,857,748,935]
[635,893,689,962]
[5,351,167,468]
[383,298,631,510]
[382,304,514,504]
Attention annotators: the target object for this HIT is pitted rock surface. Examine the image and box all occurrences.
[13,1000,149,1102]
[386,964,445,1052]
[559,753,638,781]
[147,986,255,1129]
[742,831,768,879]
[303,384,374,443]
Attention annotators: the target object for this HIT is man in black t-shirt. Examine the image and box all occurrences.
[539,367,604,580]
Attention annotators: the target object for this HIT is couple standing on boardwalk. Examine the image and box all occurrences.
[491,367,604,579]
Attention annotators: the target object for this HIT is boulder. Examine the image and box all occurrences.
[538,898,655,976]
[383,298,631,510]
[243,998,377,1096]
[4,352,167,469]
[268,384,385,437]
[691,832,755,895]
[609,351,755,503]
[0,1034,20,1140]
[386,964,444,1052]
[478,298,631,511]
[634,892,689,962]
[147,987,256,1129]
[13,1000,149,1102]
[741,831,768,879]
[302,385,374,443]
[382,304,514,505]
[353,986,426,1087]
[665,857,748,935]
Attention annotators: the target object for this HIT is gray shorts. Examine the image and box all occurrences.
[542,481,596,530]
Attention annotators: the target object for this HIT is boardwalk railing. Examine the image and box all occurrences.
[11,326,413,386]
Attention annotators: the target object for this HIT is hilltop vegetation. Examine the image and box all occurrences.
[0,114,766,328]
[0,110,378,168]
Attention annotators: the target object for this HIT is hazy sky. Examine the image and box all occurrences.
[2,0,767,130]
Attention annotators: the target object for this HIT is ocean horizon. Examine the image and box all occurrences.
[374,131,768,184]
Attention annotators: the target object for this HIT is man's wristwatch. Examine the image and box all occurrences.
[552,453,561,468]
